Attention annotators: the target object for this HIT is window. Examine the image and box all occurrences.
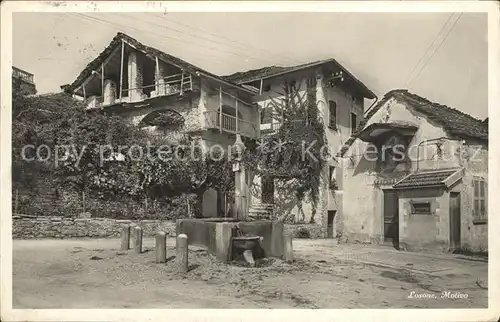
[473,177,487,222]
[351,113,357,133]
[328,101,337,129]
[329,166,337,189]
[411,202,432,214]
[263,84,271,92]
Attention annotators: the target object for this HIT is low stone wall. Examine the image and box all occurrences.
[12,215,326,240]
[12,215,176,239]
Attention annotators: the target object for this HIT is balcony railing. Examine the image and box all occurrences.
[12,67,34,84]
[85,73,193,110]
[204,111,258,138]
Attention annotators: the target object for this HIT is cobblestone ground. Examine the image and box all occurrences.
[12,238,488,308]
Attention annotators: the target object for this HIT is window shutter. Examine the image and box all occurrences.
[485,180,488,216]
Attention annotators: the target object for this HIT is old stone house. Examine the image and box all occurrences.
[61,32,260,217]
[336,89,488,252]
[12,66,37,96]
[225,60,376,229]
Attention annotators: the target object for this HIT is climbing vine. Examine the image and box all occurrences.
[243,75,329,223]
[12,91,234,218]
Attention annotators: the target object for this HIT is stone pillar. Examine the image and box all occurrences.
[120,225,130,251]
[103,79,117,105]
[271,221,284,258]
[155,61,168,95]
[176,234,188,273]
[155,231,167,263]
[215,222,233,262]
[127,51,145,101]
[134,226,143,254]
[232,134,247,221]
[283,233,293,263]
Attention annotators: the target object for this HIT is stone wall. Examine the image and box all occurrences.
[398,187,448,252]
[12,77,37,96]
[285,223,326,239]
[12,215,176,239]
[12,215,326,240]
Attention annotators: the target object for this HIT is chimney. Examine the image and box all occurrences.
[127,51,145,101]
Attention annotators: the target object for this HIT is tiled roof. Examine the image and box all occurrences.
[223,65,290,84]
[337,89,489,157]
[393,169,458,189]
[61,32,252,94]
[223,58,376,99]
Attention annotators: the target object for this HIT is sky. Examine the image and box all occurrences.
[13,12,488,119]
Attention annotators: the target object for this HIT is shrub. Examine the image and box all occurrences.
[294,227,311,239]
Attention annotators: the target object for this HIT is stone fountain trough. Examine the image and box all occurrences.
[176,218,285,263]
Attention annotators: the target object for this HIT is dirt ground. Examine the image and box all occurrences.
[12,238,488,308]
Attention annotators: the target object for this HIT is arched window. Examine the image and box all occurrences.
[138,109,185,129]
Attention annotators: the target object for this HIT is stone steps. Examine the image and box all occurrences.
[248,203,273,220]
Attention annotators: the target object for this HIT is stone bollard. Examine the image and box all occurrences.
[120,225,130,250]
[283,233,293,263]
[176,234,188,273]
[155,231,167,263]
[134,226,143,254]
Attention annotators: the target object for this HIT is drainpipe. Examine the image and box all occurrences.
[415,137,449,171]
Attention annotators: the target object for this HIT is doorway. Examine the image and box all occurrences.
[449,192,461,250]
[383,190,399,248]
[327,211,336,238]
[262,176,274,204]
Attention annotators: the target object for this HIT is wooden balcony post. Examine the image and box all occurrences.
[236,99,239,134]
[155,57,160,80]
[257,103,261,138]
[259,79,263,95]
[82,84,86,100]
[119,40,124,99]
[180,72,185,95]
[219,87,223,133]
[101,63,105,98]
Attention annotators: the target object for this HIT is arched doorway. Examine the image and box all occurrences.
[138,109,186,143]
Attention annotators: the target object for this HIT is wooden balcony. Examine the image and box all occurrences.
[204,111,258,139]
[85,73,193,110]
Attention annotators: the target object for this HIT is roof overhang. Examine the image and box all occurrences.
[236,58,376,99]
[357,122,418,143]
[392,168,464,190]
[61,33,255,96]
[195,71,256,95]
